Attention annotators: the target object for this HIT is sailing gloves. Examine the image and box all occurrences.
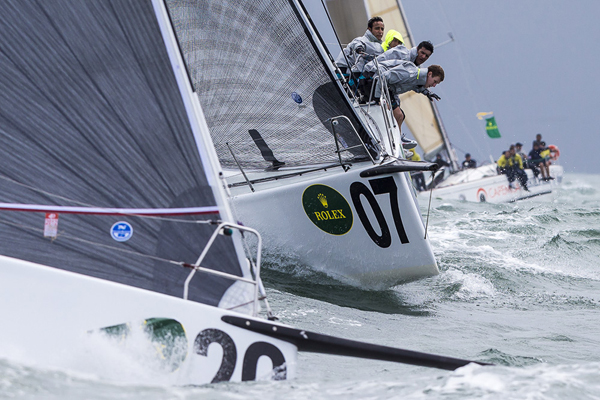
[424,90,441,101]
[355,46,374,62]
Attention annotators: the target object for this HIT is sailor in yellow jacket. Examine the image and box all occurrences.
[381,29,404,52]
[497,146,529,191]
[539,141,551,160]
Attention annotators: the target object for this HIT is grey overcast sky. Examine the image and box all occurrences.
[306,0,598,174]
[399,0,599,174]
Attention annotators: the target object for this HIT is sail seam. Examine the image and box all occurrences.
[0,204,219,216]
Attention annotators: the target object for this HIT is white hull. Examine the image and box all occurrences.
[227,159,438,290]
[0,255,297,384]
[418,164,564,203]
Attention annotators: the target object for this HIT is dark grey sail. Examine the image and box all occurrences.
[0,1,248,308]
[165,0,377,170]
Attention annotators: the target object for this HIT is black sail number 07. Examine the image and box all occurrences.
[350,176,409,247]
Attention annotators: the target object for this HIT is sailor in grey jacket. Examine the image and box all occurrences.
[373,62,444,135]
[374,61,443,103]
[363,41,434,74]
[335,29,384,73]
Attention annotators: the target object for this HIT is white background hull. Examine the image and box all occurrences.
[419,165,564,203]
[0,256,297,385]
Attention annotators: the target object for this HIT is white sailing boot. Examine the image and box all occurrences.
[401,134,417,149]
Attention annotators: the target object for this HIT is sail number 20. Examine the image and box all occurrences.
[350,176,409,247]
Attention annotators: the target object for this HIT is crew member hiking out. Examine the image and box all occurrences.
[381,30,404,52]
[373,62,444,149]
[335,17,384,77]
[359,40,434,107]
[364,40,434,73]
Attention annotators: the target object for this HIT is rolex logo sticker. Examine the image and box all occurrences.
[302,184,353,235]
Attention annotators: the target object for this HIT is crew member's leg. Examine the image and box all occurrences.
[506,168,516,188]
[517,168,529,190]
[543,160,551,179]
[391,104,417,150]
[392,106,404,129]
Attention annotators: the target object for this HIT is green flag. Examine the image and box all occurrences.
[485,117,501,138]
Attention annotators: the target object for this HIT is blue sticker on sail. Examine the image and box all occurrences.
[111,221,133,242]
[291,92,303,104]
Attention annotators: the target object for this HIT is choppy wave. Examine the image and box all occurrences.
[6,357,600,400]
[5,174,600,399]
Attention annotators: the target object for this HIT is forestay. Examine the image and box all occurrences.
[0,1,253,311]
[165,0,377,169]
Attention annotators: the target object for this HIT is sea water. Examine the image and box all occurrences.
[2,173,600,399]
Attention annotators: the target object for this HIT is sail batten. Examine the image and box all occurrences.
[0,204,220,216]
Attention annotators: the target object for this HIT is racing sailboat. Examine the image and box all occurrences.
[164,0,440,289]
[418,113,564,203]
[0,0,485,385]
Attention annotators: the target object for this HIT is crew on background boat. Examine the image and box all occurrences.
[434,153,450,169]
[532,133,543,148]
[538,141,556,180]
[528,141,550,180]
[497,150,508,174]
[461,153,477,169]
[409,150,426,191]
[516,142,537,177]
[497,145,529,191]
[515,142,531,170]
[539,141,550,161]
[429,153,451,188]
[335,16,384,75]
